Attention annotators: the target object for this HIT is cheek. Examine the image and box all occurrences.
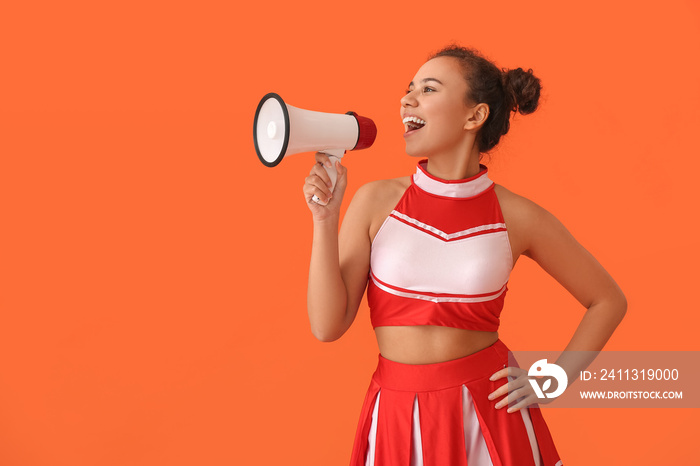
[431,112,467,138]
[429,98,467,126]
[444,101,469,125]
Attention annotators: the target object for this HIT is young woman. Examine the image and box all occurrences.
[303,45,626,466]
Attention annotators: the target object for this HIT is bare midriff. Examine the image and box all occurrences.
[374,326,499,364]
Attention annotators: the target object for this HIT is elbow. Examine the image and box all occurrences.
[619,293,628,319]
[589,288,627,326]
[611,289,628,324]
[309,322,345,343]
[313,332,341,343]
[307,302,351,342]
[312,332,340,343]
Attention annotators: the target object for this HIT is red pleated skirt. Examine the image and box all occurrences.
[350,340,563,466]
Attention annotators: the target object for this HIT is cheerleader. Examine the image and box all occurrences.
[303,45,626,466]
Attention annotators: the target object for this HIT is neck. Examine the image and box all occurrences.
[424,149,481,180]
[422,136,482,180]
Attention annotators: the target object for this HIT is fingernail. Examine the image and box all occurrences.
[507,408,515,413]
[487,393,494,400]
[325,161,332,168]
[495,402,502,409]
[489,375,495,381]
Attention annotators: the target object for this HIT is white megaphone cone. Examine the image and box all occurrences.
[253,93,377,204]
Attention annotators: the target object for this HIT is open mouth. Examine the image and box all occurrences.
[403,116,426,133]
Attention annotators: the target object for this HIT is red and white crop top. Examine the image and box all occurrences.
[367,160,513,332]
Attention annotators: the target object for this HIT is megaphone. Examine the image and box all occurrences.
[253,93,377,203]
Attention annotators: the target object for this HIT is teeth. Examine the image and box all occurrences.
[402,116,426,126]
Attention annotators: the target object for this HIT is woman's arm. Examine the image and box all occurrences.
[304,153,374,342]
[496,188,628,352]
[490,191,627,411]
[522,198,628,355]
[520,198,627,387]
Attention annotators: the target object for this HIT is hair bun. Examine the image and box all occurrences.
[502,68,541,115]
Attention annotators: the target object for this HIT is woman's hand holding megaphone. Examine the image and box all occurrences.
[303,152,347,220]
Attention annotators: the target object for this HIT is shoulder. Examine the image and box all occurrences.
[348,176,411,216]
[493,184,548,223]
[493,184,559,259]
[353,176,411,203]
[347,176,411,241]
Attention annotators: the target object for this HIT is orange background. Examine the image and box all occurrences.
[1,1,699,464]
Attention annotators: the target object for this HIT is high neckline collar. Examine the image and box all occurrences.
[412,159,493,198]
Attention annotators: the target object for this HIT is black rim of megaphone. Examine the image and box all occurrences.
[254,92,290,168]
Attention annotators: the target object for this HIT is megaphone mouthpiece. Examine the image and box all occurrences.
[348,112,377,151]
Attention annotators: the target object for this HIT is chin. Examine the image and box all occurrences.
[404,143,427,159]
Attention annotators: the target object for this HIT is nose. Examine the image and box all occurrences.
[401,89,417,108]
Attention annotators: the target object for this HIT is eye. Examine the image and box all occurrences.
[404,88,413,95]
[423,86,435,93]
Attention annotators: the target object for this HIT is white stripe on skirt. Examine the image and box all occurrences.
[462,385,494,465]
[365,391,380,466]
[364,385,543,466]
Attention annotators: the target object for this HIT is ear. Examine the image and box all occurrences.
[464,103,489,131]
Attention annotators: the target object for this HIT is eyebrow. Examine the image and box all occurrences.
[408,78,444,87]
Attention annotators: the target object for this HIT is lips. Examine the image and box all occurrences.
[403,115,426,133]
